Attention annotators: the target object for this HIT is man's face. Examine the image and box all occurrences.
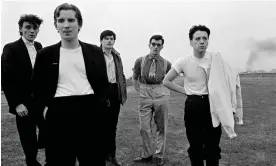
[101,35,115,50]
[20,22,39,42]
[55,10,81,41]
[190,30,209,53]
[149,39,163,55]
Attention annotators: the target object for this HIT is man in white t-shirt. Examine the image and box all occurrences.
[163,25,221,166]
[32,3,109,166]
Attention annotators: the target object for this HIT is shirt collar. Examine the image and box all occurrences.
[103,50,113,59]
[203,51,211,60]
[148,54,160,61]
[22,37,34,46]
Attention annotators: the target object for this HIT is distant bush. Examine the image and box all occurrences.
[126,76,133,87]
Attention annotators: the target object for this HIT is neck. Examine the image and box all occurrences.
[149,53,159,58]
[102,47,112,54]
[193,50,206,59]
[61,39,80,49]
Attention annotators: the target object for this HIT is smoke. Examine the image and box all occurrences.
[246,37,276,71]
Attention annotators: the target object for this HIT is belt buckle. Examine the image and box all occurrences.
[200,95,204,98]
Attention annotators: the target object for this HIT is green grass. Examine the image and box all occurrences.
[1,76,276,166]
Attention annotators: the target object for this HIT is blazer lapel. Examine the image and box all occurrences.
[53,42,61,64]
[34,42,42,51]
[18,38,33,68]
[80,41,95,76]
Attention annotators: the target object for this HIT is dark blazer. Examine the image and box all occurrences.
[1,38,43,114]
[32,41,110,113]
[111,50,127,105]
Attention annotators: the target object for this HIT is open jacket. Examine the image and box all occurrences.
[1,38,42,114]
[208,52,243,138]
[111,49,127,105]
[32,41,110,113]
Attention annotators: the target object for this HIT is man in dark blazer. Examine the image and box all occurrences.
[100,30,127,166]
[1,14,45,166]
[32,3,110,166]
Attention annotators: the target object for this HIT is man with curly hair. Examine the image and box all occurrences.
[1,14,45,166]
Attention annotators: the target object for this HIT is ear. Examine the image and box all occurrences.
[190,40,193,47]
[148,43,151,48]
[160,45,164,50]
[54,23,58,31]
[19,27,23,33]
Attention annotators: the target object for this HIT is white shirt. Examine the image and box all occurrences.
[22,37,37,68]
[208,52,243,138]
[173,52,211,95]
[104,51,116,83]
[54,46,94,97]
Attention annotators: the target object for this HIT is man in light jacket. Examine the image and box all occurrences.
[163,25,243,166]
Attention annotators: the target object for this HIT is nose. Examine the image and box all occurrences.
[199,39,205,45]
[64,21,70,28]
[64,23,70,28]
[29,28,35,33]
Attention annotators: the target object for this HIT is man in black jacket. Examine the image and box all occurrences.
[1,14,45,166]
[32,3,110,166]
[100,30,127,166]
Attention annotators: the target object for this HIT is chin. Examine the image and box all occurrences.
[62,36,75,41]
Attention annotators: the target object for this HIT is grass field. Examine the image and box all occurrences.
[1,76,276,166]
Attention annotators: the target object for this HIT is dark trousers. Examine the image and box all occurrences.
[16,113,40,166]
[45,95,106,166]
[184,95,222,166]
[36,113,47,149]
[106,83,121,158]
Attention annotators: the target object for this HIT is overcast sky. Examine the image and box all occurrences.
[1,0,276,77]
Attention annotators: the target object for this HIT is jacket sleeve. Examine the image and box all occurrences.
[32,49,49,112]
[1,44,22,109]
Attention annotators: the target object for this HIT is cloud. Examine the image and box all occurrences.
[246,37,276,70]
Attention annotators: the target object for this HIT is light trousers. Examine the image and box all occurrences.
[138,84,170,158]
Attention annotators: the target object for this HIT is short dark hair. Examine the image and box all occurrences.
[149,35,164,45]
[54,3,83,27]
[18,14,43,36]
[189,25,210,40]
[100,30,116,41]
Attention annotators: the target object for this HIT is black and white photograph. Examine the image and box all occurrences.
[1,0,276,165]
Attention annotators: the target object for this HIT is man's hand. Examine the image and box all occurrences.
[15,104,28,117]
[133,79,140,93]
[233,112,243,125]
[43,107,48,119]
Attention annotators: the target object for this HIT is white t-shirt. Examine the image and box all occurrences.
[172,52,211,95]
[54,46,94,97]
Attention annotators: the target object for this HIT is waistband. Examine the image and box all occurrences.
[53,94,95,102]
[109,83,118,86]
[186,94,209,99]
[140,83,163,87]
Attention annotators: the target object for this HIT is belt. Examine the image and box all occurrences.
[109,83,117,86]
[186,94,208,99]
[140,83,163,88]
